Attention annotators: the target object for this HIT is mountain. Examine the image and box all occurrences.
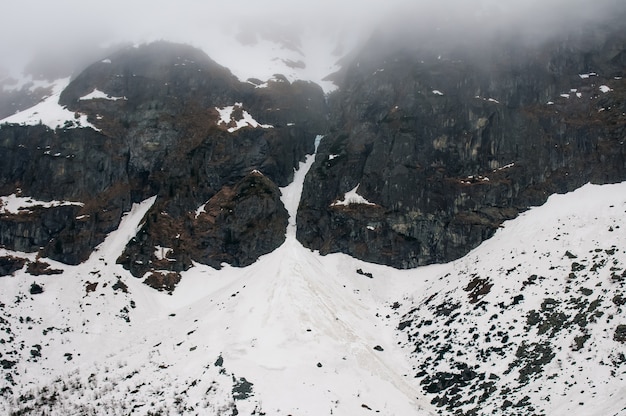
[0,10,625,416]
[0,152,625,416]
[0,41,327,283]
[298,16,626,268]
[0,23,352,121]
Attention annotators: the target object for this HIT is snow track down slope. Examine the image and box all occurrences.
[1,143,626,415]
[0,137,435,415]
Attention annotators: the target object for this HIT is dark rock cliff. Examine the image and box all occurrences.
[0,42,327,285]
[118,170,288,279]
[0,124,132,264]
[297,19,626,268]
[1,21,625,282]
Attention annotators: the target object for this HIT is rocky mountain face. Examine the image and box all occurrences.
[0,16,625,416]
[0,18,625,284]
[298,20,626,268]
[0,42,326,288]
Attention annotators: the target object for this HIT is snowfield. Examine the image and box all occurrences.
[0,142,625,415]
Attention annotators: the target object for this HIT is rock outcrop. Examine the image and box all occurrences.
[297,19,626,268]
[118,170,288,280]
[0,124,132,264]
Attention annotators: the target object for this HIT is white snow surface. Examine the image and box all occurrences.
[395,183,626,416]
[216,103,274,133]
[0,193,83,214]
[78,88,126,101]
[331,184,376,207]
[1,146,626,414]
[0,77,97,130]
[201,26,355,93]
[154,245,173,261]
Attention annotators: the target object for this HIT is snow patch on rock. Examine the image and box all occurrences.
[216,103,274,133]
[79,88,126,101]
[0,193,84,214]
[0,77,98,131]
[332,185,376,207]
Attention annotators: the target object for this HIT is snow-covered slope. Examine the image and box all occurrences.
[200,25,354,93]
[0,140,625,415]
[0,77,97,130]
[396,183,626,415]
[0,140,433,415]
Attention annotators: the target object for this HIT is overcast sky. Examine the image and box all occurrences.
[1,0,623,78]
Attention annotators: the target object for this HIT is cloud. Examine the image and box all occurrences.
[0,0,624,78]
[373,0,625,44]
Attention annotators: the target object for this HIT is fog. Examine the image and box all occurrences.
[1,0,624,79]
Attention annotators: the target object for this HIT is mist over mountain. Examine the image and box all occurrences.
[0,2,625,415]
[1,0,624,81]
